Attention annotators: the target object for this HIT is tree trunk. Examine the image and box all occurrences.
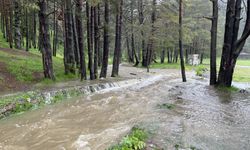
[72,12,80,68]
[179,0,187,82]
[210,0,219,85]
[33,11,37,49]
[161,49,165,64]
[111,0,123,77]
[53,0,57,56]
[217,0,249,87]
[64,0,76,74]
[38,0,55,80]
[94,6,99,79]
[76,0,87,80]
[97,5,102,67]
[100,0,110,78]
[14,0,21,49]
[25,8,29,51]
[138,0,146,67]
[146,0,157,72]
[86,2,95,80]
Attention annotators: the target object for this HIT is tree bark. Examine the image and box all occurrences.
[76,0,87,80]
[100,0,110,78]
[38,0,55,80]
[86,2,95,80]
[138,0,146,67]
[111,0,123,77]
[14,0,21,49]
[179,0,187,82]
[217,0,250,87]
[64,0,76,74]
[146,0,157,72]
[210,0,218,85]
[94,6,99,79]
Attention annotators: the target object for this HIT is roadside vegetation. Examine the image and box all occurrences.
[108,127,148,150]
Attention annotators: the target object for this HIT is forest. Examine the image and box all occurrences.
[0,0,250,149]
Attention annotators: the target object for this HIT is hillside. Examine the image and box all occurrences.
[0,47,77,94]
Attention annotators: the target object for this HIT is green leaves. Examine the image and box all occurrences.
[108,127,148,150]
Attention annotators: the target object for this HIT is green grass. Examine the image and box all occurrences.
[108,127,148,150]
[0,30,78,83]
[0,32,10,48]
[150,58,250,82]
[216,85,239,92]
[203,58,250,66]
[0,48,78,84]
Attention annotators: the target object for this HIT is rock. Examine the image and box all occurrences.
[239,89,248,94]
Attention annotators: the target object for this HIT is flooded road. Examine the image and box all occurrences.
[0,66,250,150]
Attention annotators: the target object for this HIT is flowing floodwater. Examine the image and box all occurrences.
[0,67,250,150]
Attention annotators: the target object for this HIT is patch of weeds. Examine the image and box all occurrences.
[108,127,148,150]
[157,103,176,110]
[174,144,180,150]
[216,85,239,92]
[190,146,197,150]
[14,101,33,113]
[195,66,208,76]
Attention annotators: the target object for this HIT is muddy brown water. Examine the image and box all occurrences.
[0,66,250,150]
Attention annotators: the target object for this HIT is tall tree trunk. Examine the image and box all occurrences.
[53,0,57,56]
[33,11,37,49]
[100,0,110,78]
[111,0,123,77]
[179,0,187,82]
[38,0,55,80]
[14,0,21,49]
[94,6,99,79]
[64,0,75,74]
[217,0,250,87]
[97,5,102,67]
[146,0,157,72]
[72,12,80,68]
[209,0,218,85]
[131,0,139,66]
[86,2,95,80]
[161,49,165,64]
[25,8,29,51]
[126,32,133,63]
[76,0,87,80]
[138,0,146,67]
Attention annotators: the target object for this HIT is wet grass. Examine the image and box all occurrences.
[108,127,148,150]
